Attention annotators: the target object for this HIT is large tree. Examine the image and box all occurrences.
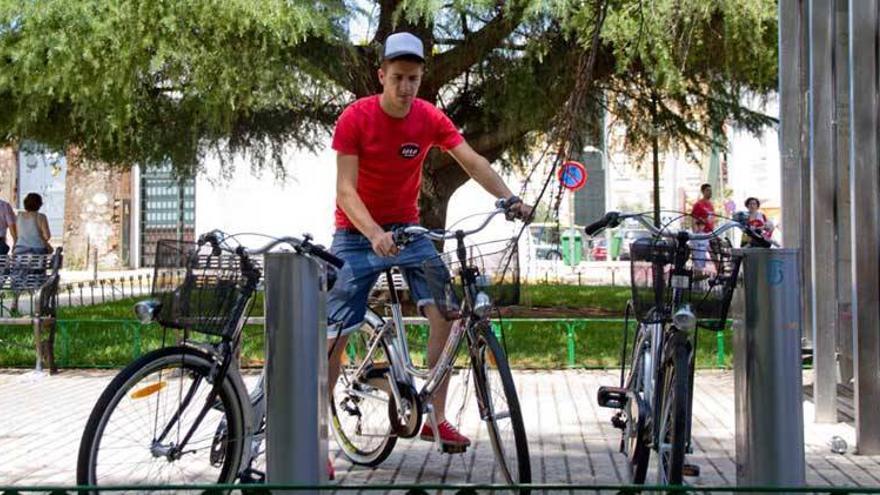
[0,0,777,228]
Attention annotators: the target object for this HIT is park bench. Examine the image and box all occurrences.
[0,248,63,373]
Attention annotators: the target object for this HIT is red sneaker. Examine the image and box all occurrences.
[327,457,335,481]
[419,420,471,447]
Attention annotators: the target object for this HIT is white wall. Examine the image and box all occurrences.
[196,146,525,248]
[196,147,338,247]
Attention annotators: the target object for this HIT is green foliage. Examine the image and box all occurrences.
[0,0,338,175]
[0,0,779,181]
[600,0,778,163]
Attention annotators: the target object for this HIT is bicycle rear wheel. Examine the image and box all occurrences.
[471,325,531,490]
[77,346,245,493]
[330,319,398,466]
[656,333,689,485]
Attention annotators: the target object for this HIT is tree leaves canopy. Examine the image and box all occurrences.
[0,0,778,184]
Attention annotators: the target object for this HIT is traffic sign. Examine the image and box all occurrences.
[558,160,588,191]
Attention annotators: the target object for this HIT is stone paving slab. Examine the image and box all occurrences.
[1,369,878,490]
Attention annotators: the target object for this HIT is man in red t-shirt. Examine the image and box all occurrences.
[327,32,532,456]
[691,183,715,233]
[691,183,715,269]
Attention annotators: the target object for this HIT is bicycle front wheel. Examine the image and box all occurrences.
[471,326,531,488]
[623,326,651,484]
[656,333,690,485]
[77,346,245,492]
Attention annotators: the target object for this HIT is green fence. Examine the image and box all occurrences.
[0,318,733,369]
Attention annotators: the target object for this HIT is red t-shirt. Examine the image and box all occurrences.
[692,198,715,232]
[331,95,464,229]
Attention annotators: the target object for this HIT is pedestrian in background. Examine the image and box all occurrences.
[14,193,52,255]
[741,196,774,247]
[0,196,16,255]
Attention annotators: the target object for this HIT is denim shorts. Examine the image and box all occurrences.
[326,227,441,338]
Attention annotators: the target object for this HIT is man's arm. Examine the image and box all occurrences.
[336,153,398,256]
[448,141,532,219]
[6,206,16,242]
[448,142,513,199]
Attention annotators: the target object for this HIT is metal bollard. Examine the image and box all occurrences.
[732,248,805,489]
[264,253,329,492]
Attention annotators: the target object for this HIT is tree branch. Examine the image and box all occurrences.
[425,1,528,94]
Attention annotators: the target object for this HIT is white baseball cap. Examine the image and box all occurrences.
[383,32,425,62]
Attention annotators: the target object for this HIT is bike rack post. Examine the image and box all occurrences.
[264,252,329,492]
[732,248,804,489]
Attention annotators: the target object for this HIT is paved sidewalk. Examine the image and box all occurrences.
[1,370,878,489]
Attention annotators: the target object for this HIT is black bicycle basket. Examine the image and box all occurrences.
[630,235,742,331]
[690,238,742,331]
[150,240,259,338]
[422,238,520,321]
[629,236,677,323]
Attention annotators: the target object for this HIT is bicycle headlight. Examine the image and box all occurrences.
[672,304,697,333]
[474,291,493,317]
[134,299,162,324]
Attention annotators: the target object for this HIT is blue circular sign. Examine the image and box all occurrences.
[558,161,588,191]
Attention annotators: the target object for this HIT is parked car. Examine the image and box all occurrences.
[590,238,608,261]
[618,228,652,260]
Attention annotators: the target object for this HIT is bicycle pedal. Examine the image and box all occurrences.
[240,467,266,484]
[441,443,468,454]
[597,386,627,409]
[683,463,701,477]
[610,411,626,430]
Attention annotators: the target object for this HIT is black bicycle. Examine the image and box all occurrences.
[589,211,769,484]
[76,231,342,491]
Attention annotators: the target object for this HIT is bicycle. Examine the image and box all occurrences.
[329,198,531,490]
[76,231,342,491]
[589,211,770,485]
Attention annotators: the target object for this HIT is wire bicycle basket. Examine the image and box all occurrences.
[422,238,520,321]
[629,235,741,331]
[151,240,260,338]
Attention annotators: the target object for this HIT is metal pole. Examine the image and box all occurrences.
[833,0,854,388]
[779,0,813,353]
[847,0,880,454]
[733,248,805,488]
[265,253,329,490]
[808,0,838,423]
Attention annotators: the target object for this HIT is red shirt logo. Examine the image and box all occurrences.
[399,143,420,159]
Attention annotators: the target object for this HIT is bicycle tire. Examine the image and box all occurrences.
[330,319,398,466]
[471,325,531,490]
[655,333,689,485]
[623,327,650,484]
[77,346,245,492]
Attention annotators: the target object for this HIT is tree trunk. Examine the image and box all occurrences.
[418,151,471,230]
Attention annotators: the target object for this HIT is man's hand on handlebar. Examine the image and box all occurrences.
[498,196,534,223]
[369,231,399,257]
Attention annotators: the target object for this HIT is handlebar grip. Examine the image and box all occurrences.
[744,230,772,248]
[309,246,345,269]
[584,212,620,236]
[391,228,410,247]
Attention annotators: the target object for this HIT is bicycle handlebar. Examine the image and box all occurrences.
[583,211,772,248]
[197,230,345,268]
[391,197,525,247]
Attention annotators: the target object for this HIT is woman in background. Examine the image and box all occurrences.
[741,196,774,247]
[14,193,52,255]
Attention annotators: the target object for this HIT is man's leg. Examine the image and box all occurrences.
[423,304,453,422]
[328,334,350,399]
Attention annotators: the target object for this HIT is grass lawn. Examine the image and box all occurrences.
[1,284,733,369]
